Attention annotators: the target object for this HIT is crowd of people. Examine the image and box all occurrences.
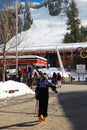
[5,67,62,89]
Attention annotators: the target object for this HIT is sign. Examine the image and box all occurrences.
[76,64,86,73]
[76,47,87,58]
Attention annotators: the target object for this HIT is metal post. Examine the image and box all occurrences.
[56,46,65,78]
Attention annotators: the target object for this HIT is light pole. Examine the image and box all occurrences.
[16,0,18,77]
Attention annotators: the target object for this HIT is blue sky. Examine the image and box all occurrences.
[0,0,43,9]
[1,0,42,4]
[21,0,42,2]
[0,0,42,9]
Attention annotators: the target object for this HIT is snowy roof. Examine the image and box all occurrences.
[0,55,47,66]
[0,55,47,61]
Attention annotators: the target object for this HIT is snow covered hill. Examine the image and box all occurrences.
[7,0,87,53]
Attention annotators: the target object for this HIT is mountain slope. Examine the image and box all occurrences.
[7,0,87,52]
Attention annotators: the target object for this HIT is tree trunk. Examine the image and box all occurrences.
[2,6,8,82]
[2,54,6,82]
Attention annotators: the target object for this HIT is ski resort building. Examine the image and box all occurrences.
[1,42,86,69]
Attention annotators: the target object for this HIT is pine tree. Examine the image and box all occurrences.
[63,0,87,43]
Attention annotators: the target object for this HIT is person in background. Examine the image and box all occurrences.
[51,72,57,85]
[35,73,58,123]
[18,68,22,82]
[57,72,62,88]
[5,70,10,81]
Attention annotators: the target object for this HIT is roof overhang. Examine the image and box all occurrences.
[0,55,47,67]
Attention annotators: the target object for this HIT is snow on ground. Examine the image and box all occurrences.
[0,80,35,99]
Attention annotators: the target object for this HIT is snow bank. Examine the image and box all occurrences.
[0,80,35,99]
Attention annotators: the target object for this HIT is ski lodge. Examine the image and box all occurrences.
[0,42,86,69]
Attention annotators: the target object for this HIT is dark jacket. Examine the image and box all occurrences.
[57,73,61,81]
[35,78,57,100]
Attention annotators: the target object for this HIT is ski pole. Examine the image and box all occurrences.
[34,99,39,117]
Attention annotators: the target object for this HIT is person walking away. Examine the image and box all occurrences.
[57,73,62,88]
[51,72,57,85]
[35,74,58,122]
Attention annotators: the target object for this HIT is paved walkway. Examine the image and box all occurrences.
[0,84,87,130]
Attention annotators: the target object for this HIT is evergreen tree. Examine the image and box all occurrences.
[63,0,87,43]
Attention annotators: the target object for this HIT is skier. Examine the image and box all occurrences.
[35,73,58,122]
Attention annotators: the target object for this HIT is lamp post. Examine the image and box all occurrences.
[16,0,18,77]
